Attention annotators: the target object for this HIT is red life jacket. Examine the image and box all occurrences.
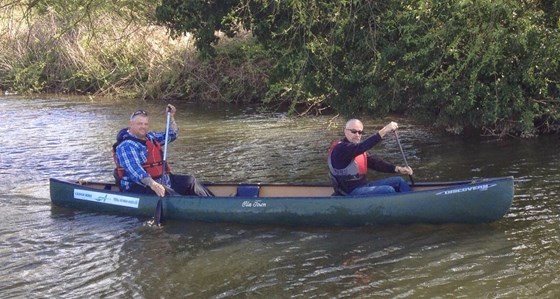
[113,134,170,181]
[327,140,367,192]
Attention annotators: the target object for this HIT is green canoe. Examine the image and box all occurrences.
[49,176,514,226]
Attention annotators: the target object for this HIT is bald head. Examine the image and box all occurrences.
[344,119,364,143]
[345,119,362,130]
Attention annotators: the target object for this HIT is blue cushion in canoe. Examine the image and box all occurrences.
[236,185,260,197]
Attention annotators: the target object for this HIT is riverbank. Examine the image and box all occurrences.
[2,2,559,137]
[0,4,271,106]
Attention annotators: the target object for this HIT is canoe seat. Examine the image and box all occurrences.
[236,185,260,197]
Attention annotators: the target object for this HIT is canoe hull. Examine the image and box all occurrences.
[50,177,514,226]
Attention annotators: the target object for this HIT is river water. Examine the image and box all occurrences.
[1,96,559,298]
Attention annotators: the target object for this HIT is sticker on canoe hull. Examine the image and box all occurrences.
[73,189,140,208]
[436,183,497,196]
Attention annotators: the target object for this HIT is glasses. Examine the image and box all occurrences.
[130,110,148,120]
[346,128,364,135]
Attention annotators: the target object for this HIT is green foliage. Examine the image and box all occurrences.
[11,56,47,93]
[155,0,241,58]
[29,0,156,24]
[380,0,560,136]
[155,0,560,136]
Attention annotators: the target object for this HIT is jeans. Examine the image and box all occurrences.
[350,176,411,196]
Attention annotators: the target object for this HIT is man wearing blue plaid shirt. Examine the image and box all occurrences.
[113,105,213,197]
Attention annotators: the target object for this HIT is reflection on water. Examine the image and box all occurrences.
[1,96,560,297]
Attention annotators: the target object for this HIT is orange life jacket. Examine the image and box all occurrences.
[113,133,170,181]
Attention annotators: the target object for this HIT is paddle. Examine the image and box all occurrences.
[394,130,415,186]
[154,105,172,226]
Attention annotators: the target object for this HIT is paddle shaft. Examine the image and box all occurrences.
[394,130,415,185]
[163,108,171,165]
[155,106,172,225]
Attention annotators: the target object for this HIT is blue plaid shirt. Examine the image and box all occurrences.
[115,128,178,191]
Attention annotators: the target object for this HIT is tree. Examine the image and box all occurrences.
[138,1,560,135]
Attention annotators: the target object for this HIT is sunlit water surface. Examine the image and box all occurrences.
[1,96,559,298]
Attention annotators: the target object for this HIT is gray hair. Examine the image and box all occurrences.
[345,119,362,129]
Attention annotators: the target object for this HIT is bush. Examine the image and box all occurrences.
[155,0,560,136]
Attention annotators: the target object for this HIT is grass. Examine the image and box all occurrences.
[0,4,270,104]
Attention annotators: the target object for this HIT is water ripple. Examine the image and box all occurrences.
[2,97,560,297]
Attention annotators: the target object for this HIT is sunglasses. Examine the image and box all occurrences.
[130,110,148,120]
[346,128,364,135]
